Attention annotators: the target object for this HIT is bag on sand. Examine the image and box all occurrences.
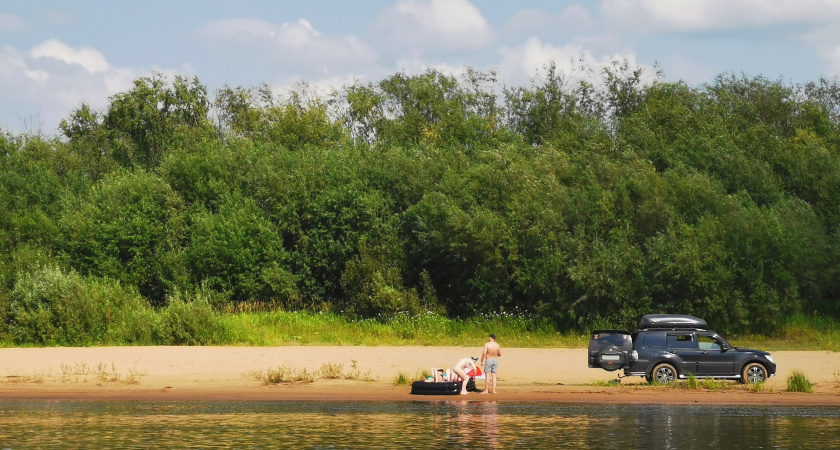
[466,378,482,393]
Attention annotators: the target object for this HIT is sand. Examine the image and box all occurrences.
[1,346,838,405]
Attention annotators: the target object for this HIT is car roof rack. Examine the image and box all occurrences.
[639,314,707,330]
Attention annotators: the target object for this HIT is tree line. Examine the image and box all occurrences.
[2,60,840,344]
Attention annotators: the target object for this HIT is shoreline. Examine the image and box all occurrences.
[1,346,839,405]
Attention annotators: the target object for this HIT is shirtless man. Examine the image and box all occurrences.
[452,357,477,395]
[480,333,501,393]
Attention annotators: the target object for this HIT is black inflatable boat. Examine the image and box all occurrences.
[410,378,479,395]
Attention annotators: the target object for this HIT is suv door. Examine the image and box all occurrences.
[695,333,736,376]
[633,330,667,374]
[665,332,699,375]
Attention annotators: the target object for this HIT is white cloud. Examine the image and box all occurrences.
[198,18,378,77]
[497,37,647,87]
[0,40,138,133]
[800,25,840,77]
[0,13,28,32]
[31,39,110,74]
[667,53,714,85]
[505,6,595,37]
[601,0,840,33]
[559,5,597,32]
[372,0,493,54]
[393,57,466,77]
[504,9,559,36]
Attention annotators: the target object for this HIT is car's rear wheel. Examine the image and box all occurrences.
[651,363,677,384]
[741,363,767,384]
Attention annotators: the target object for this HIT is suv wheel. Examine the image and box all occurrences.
[650,363,677,384]
[741,363,767,384]
[596,346,623,372]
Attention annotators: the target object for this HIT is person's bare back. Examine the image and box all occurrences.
[483,340,501,358]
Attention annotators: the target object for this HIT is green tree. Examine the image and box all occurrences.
[101,74,213,171]
[59,170,186,304]
[184,193,296,304]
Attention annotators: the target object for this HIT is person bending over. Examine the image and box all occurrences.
[452,357,477,395]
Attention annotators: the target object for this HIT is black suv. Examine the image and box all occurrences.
[588,314,776,384]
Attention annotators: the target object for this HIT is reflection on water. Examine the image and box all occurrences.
[1,400,839,448]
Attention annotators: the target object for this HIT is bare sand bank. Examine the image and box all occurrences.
[1,346,838,405]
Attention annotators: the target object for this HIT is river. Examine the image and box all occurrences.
[1,400,838,448]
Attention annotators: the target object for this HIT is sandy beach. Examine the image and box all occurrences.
[1,346,838,405]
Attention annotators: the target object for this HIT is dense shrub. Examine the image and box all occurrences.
[8,266,147,345]
[183,193,296,304]
[156,289,225,345]
[58,170,186,305]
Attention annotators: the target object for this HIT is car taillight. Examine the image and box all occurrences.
[631,350,638,360]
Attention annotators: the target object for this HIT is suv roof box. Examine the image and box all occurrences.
[639,314,707,329]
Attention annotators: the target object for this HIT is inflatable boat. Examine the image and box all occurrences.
[410,380,462,395]
[410,378,479,395]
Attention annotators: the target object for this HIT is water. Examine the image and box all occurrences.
[1,401,838,448]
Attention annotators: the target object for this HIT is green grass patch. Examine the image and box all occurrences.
[209,310,840,350]
[699,378,728,391]
[685,373,699,389]
[393,371,411,386]
[749,380,769,392]
[318,362,345,379]
[2,303,840,349]
[786,370,813,393]
[244,366,315,385]
[344,359,374,382]
[588,379,621,387]
[215,310,582,347]
[727,313,840,351]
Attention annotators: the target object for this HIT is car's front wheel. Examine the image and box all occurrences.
[650,363,677,384]
[741,363,767,384]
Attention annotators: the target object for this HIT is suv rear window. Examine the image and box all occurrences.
[592,333,628,346]
[666,333,696,349]
[642,332,666,348]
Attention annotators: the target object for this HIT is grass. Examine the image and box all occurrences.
[318,362,345,379]
[727,313,840,351]
[685,373,699,389]
[211,310,840,350]
[748,380,768,392]
[2,373,45,383]
[215,309,582,347]
[344,359,374,381]
[59,361,146,384]
[2,307,839,350]
[244,366,316,385]
[243,359,376,385]
[589,379,621,387]
[590,374,771,393]
[1,361,144,385]
[786,370,813,393]
[699,378,728,391]
[393,371,411,386]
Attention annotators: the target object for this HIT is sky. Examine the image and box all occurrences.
[2,0,840,135]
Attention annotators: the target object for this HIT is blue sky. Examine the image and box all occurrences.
[2,0,840,134]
